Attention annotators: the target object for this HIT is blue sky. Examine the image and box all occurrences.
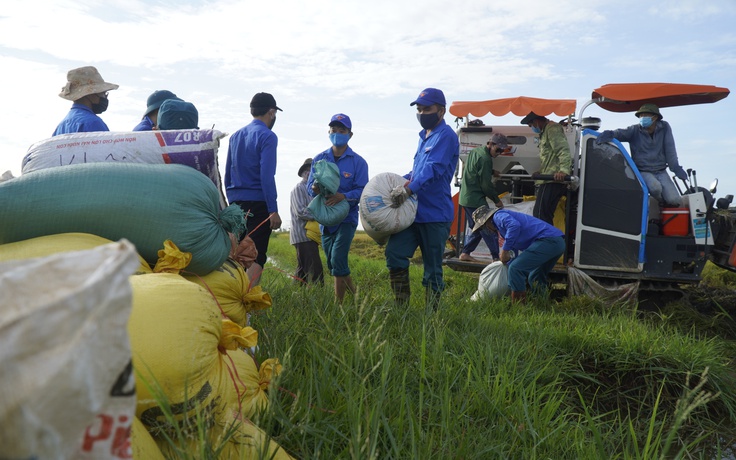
[1,0,735,228]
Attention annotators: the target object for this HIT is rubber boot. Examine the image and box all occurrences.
[425,287,441,314]
[389,268,411,307]
[511,291,527,304]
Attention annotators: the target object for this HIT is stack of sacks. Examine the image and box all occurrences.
[22,129,229,206]
[0,162,244,275]
[128,272,291,459]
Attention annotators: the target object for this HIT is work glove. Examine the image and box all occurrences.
[595,130,614,144]
[389,185,409,208]
[675,169,688,182]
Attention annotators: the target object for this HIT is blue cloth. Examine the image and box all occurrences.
[385,221,452,291]
[52,104,110,136]
[322,222,357,277]
[492,209,563,252]
[607,120,686,179]
[307,146,369,233]
[404,120,459,223]
[461,206,499,258]
[225,119,279,213]
[641,170,682,207]
[507,236,565,293]
[132,115,154,131]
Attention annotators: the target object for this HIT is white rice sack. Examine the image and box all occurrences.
[470,261,510,300]
[22,129,228,206]
[0,240,140,460]
[359,172,418,245]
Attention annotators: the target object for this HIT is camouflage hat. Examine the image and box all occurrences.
[471,205,500,233]
[635,103,662,119]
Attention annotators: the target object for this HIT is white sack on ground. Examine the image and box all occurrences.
[0,240,140,460]
[471,261,510,301]
[359,172,418,245]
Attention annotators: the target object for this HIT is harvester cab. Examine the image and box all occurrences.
[445,83,736,291]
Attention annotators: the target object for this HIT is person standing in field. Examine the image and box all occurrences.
[290,158,324,286]
[520,112,572,225]
[307,114,368,303]
[133,89,182,131]
[471,205,564,304]
[225,92,283,286]
[53,66,119,136]
[387,88,459,312]
[458,132,508,262]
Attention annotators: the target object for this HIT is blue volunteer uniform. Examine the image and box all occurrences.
[132,115,154,131]
[52,104,110,136]
[492,209,564,293]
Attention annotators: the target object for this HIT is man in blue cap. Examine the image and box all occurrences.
[307,113,369,303]
[133,89,182,131]
[386,88,460,312]
[225,92,282,286]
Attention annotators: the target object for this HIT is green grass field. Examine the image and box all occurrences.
[243,231,736,459]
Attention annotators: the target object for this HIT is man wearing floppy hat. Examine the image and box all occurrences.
[472,205,564,304]
[307,113,369,303]
[225,92,283,286]
[133,89,182,131]
[156,99,199,130]
[53,66,119,136]
[386,88,460,312]
[458,132,508,263]
[595,103,688,207]
[290,158,324,286]
[520,111,572,226]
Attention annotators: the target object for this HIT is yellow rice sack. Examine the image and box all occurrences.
[183,259,272,327]
[0,233,151,274]
[131,417,165,460]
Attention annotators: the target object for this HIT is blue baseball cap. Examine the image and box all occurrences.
[329,113,352,130]
[158,99,199,130]
[145,90,181,116]
[410,88,446,107]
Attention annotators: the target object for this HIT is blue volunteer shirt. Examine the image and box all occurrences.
[132,115,154,131]
[404,119,459,223]
[493,209,563,251]
[307,146,369,233]
[224,119,279,213]
[52,103,110,136]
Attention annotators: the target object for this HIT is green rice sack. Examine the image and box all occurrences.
[0,163,244,275]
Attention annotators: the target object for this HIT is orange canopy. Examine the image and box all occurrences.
[592,83,730,113]
[449,96,576,119]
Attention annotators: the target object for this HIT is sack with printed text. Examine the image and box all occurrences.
[359,172,418,245]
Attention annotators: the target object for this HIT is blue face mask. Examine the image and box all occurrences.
[531,126,541,134]
[329,132,350,147]
[639,116,653,128]
[417,112,440,130]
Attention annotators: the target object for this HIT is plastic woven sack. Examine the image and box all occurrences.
[470,261,510,300]
[312,159,340,194]
[308,194,350,226]
[0,241,140,460]
[359,172,418,245]
[0,163,244,275]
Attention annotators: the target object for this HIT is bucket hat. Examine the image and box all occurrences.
[298,158,313,177]
[59,66,119,101]
[158,100,199,130]
[471,205,501,233]
[634,103,662,119]
[145,90,181,116]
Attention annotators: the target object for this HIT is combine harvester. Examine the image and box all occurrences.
[445,83,736,297]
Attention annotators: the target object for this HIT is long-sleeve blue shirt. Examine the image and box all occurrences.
[609,120,686,178]
[307,146,369,232]
[52,104,110,136]
[404,119,459,223]
[224,119,279,213]
[132,116,154,131]
[492,209,563,251]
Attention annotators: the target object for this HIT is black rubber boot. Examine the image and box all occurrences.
[389,268,411,307]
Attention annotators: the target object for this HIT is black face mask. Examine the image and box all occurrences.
[91,96,109,114]
[417,112,440,130]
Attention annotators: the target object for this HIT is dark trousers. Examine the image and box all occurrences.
[295,241,324,285]
[533,183,566,225]
[234,200,272,267]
